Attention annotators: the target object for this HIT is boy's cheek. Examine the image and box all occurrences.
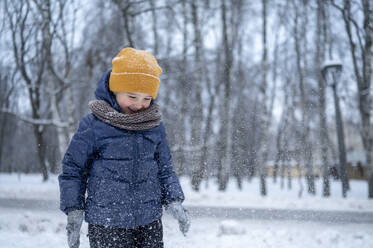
[118,100,131,107]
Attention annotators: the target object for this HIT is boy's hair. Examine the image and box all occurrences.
[109,47,162,99]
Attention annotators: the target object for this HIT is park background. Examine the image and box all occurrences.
[0,0,372,247]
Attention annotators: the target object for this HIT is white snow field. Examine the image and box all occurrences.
[0,173,373,247]
[0,207,372,248]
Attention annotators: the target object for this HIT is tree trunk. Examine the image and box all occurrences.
[293,1,315,194]
[192,91,215,191]
[258,0,269,196]
[177,1,188,175]
[316,0,330,197]
[361,0,373,197]
[190,0,204,188]
[112,0,134,47]
[0,72,12,171]
[217,0,233,191]
[150,0,159,55]
[33,125,48,181]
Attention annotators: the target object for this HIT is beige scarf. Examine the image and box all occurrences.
[89,100,161,131]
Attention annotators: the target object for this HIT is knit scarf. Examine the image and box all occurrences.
[89,100,161,131]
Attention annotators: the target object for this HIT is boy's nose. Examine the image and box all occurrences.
[132,103,142,110]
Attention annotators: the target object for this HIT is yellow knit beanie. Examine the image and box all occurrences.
[109,47,162,99]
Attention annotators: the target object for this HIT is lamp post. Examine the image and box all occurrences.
[322,60,349,198]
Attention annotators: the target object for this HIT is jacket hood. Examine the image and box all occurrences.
[94,70,122,112]
[95,69,155,113]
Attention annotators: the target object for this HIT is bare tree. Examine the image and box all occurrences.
[316,0,331,197]
[111,0,171,48]
[174,0,189,176]
[331,0,372,198]
[276,80,293,190]
[191,1,225,191]
[4,0,77,180]
[5,0,49,180]
[292,0,316,194]
[111,0,137,47]
[33,0,78,162]
[217,0,243,190]
[150,0,159,55]
[257,0,271,196]
[189,0,204,186]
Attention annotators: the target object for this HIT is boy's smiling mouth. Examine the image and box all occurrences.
[128,107,145,114]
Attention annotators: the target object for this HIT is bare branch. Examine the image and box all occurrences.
[348,13,364,53]
[1,108,72,128]
[130,5,173,17]
[330,0,344,12]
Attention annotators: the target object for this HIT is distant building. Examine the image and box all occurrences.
[346,149,366,166]
[264,148,367,180]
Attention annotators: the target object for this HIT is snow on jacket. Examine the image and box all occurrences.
[58,70,185,228]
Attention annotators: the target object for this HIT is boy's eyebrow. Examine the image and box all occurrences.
[127,92,152,98]
[127,93,140,97]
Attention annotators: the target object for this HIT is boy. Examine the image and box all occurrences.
[59,47,190,248]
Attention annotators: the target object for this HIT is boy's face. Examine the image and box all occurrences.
[115,92,152,114]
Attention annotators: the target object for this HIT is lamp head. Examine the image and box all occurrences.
[322,60,343,86]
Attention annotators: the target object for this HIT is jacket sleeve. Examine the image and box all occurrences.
[155,123,185,205]
[58,115,96,214]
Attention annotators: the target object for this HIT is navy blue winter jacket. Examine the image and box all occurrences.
[58,70,185,228]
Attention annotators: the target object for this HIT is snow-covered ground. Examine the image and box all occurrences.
[1,173,372,212]
[183,177,373,212]
[1,207,372,248]
[0,208,373,248]
[1,173,373,247]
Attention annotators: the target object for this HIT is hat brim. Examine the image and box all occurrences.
[109,72,160,99]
